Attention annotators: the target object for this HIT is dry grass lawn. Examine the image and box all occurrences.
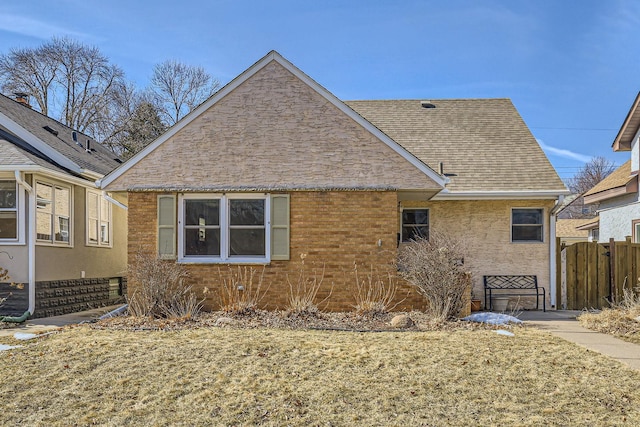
[1,326,639,426]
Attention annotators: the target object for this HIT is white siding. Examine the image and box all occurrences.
[599,201,640,241]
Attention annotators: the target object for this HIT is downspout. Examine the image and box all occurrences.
[549,195,565,310]
[102,191,128,211]
[13,171,35,317]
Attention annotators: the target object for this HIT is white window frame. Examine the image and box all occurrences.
[35,180,72,247]
[0,179,24,244]
[86,189,113,247]
[400,207,429,242]
[511,207,545,243]
[178,193,271,264]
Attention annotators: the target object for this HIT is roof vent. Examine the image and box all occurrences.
[72,131,77,142]
[86,140,92,153]
[43,125,58,136]
[421,101,436,109]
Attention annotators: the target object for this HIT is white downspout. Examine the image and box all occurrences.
[549,195,564,310]
[102,191,128,211]
[549,214,557,309]
[14,170,35,315]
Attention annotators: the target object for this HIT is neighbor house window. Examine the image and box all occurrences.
[401,208,429,242]
[178,194,269,263]
[0,180,17,240]
[36,181,71,244]
[87,190,112,246]
[511,208,543,242]
[632,220,640,243]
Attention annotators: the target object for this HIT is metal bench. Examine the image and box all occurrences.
[483,275,545,312]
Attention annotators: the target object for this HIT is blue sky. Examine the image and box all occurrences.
[0,0,638,181]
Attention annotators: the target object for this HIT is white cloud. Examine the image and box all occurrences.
[536,139,591,163]
[0,14,93,41]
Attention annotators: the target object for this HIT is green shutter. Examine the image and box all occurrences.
[158,195,176,259]
[271,194,290,260]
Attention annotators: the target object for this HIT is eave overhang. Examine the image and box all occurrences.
[612,92,640,152]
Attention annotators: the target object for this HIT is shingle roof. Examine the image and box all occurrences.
[556,218,591,238]
[0,94,121,176]
[345,99,567,193]
[583,160,632,196]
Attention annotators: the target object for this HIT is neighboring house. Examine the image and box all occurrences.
[556,218,592,245]
[583,91,640,242]
[0,94,127,318]
[100,51,568,311]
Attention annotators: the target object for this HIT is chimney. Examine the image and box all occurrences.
[14,92,31,108]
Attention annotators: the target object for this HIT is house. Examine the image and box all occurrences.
[100,51,568,311]
[0,94,127,318]
[556,193,597,219]
[583,92,640,242]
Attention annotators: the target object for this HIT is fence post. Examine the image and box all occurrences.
[609,238,616,304]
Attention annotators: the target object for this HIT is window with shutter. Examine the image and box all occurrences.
[158,195,177,258]
[271,194,290,260]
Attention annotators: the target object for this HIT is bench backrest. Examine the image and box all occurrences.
[484,275,537,289]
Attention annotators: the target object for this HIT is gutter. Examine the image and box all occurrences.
[13,170,35,317]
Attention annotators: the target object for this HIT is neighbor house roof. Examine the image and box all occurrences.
[583,160,636,204]
[345,99,568,195]
[0,94,121,177]
[612,92,640,152]
[556,218,592,239]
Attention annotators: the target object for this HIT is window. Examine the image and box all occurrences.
[511,208,543,242]
[590,228,599,243]
[401,208,429,242]
[178,194,270,263]
[632,220,640,243]
[36,181,71,244]
[0,180,18,240]
[87,190,112,246]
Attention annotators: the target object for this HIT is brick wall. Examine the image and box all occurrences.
[128,191,428,312]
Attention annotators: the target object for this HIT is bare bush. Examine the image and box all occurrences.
[398,232,471,322]
[127,252,201,319]
[219,266,268,315]
[286,254,329,316]
[352,263,401,316]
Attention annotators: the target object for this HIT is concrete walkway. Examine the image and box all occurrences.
[519,310,640,371]
[0,305,123,339]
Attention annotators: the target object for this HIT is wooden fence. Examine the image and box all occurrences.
[558,237,640,310]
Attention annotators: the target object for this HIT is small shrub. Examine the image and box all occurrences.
[397,232,471,322]
[219,266,268,315]
[127,251,201,319]
[352,263,401,316]
[286,254,329,316]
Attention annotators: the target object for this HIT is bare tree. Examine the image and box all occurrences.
[0,37,128,145]
[568,156,617,194]
[150,59,220,125]
[0,45,57,115]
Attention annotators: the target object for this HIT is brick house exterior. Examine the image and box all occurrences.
[101,51,568,311]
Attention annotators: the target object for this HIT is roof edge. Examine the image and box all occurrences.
[612,91,640,152]
[0,111,82,173]
[431,190,570,200]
